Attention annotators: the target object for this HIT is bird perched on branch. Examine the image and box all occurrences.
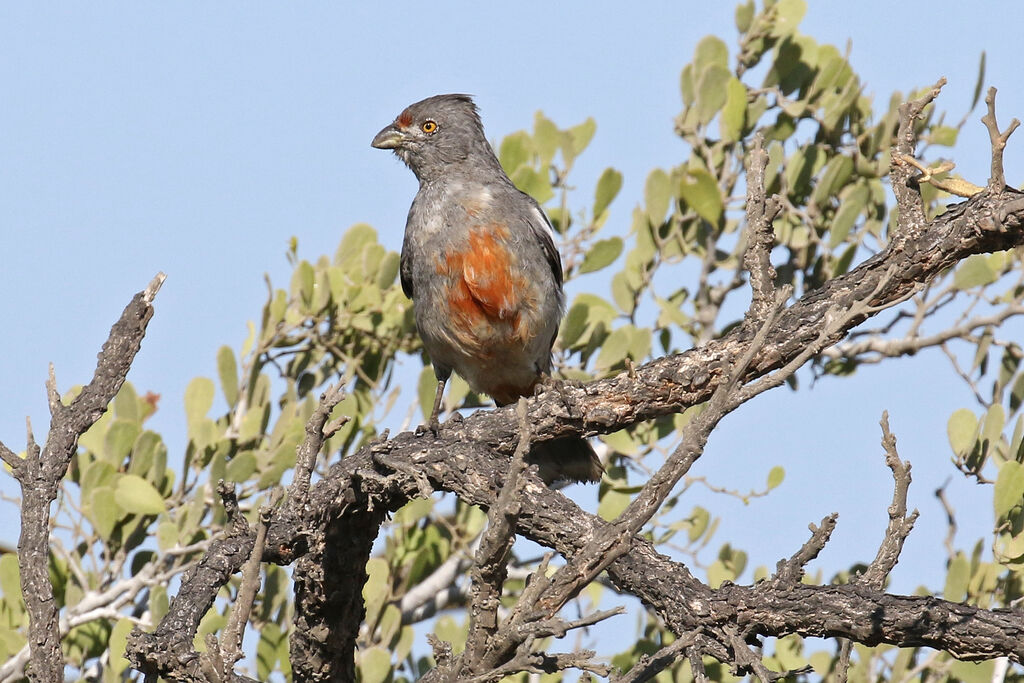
[372,94,602,484]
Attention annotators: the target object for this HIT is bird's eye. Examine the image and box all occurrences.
[421,120,438,134]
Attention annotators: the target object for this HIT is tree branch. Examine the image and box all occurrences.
[4,273,163,683]
[981,87,1020,192]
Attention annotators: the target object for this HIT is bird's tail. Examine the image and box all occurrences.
[528,437,603,484]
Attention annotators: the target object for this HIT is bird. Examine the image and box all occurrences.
[371,94,602,484]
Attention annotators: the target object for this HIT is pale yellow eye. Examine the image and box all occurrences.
[421,120,438,134]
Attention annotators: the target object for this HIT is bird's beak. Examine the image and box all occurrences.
[371,124,406,150]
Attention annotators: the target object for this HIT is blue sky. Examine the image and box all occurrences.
[2,1,1024,600]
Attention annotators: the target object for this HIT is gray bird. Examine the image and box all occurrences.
[372,94,602,483]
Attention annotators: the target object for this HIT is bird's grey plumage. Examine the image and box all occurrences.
[372,93,602,484]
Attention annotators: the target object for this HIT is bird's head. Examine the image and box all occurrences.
[371,94,499,182]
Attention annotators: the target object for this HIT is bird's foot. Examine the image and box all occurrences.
[415,416,442,437]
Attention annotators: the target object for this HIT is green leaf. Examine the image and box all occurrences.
[533,112,560,164]
[678,168,723,224]
[953,253,999,290]
[767,466,785,489]
[376,251,400,289]
[184,377,215,425]
[579,237,623,274]
[944,551,970,602]
[600,429,640,456]
[511,166,553,205]
[559,301,589,348]
[499,130,531,174]
[679,64,695,107]
[931,125,958,147]
[195,609,226,650]
[655,294,689,329]
[644,169,671,225]
[611,272,636,315]
[81,460,117,500]
[362,557,390,619]
[0,553,21,604]
[114,382,139,422]
[695,64,730,125]
[769,0,807,37]
[720,76,748,142]
[785,145,822,197]
[994,461,1024,519]
[566,117,597,160]
[90,486,121,539]
[595,327,632,370]
[114,474,167,516]
[359,647,392,683]
[971,51,987,111]
[128,430,163,480]
[598,488,631,521]
[735,0,755,33]
[951,659,995,683]
[828,184,869,247]
[150,585,168,625]
[256,623,286,680]
[811,155,853,206]
[688,506,710,542]
[225,452,258,483]
[103,419,140,465]
[217,346,239,407]
[418,367,440,424]
[156,521,179,551]
[694,35,729,74]
[982,403,1005,446]
[706,559,732,588]
[297,260,316,307]
[108,618,134,676]
[0,627,27,662]
[593,167,623,219]
[335,223,377,269]
[378,603,402,646]
[434,615,467,655]
[947,409,978,456]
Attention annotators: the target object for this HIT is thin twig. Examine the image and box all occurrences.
[774,514,839,585]
[290,383,346,507]
[220,488,281,665]
[981,87,1020,192]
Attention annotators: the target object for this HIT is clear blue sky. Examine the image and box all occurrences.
[2,1,1023,600]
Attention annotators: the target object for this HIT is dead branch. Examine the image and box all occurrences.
[774,514,839,585]
[742,133,782,321]
[857,413,919,588]
[891,78,946,231]
[981,87,1020,192]
[1,273,163,683]
[461,400,533,674]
